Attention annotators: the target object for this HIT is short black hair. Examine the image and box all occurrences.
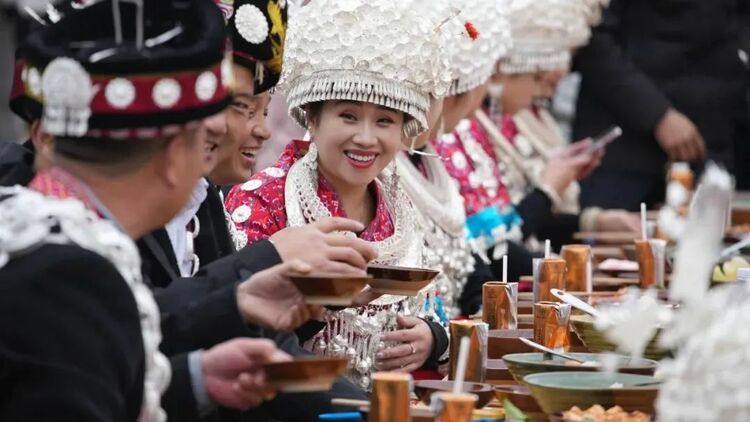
[54,136,171,176]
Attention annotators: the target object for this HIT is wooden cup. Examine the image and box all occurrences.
[561,244,592,293]
[432,392,478,422]
[533,302,572,352]
[533,258,566,303]
[482,282,518,330]
[449,321,488,383]
[634,240,655,288]
[369,372,411,422]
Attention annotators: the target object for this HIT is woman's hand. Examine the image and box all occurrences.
[542,140,603,194]
[376,316,434,373]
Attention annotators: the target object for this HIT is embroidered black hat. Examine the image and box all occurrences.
[217,0,288,94]
[19,0,232,139]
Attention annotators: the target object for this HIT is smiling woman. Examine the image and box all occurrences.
[308,101,405,219]
[224,0,454,389]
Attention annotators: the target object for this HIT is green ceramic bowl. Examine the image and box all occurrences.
[524,372,659,416]
[503,352,658,382]
[570,314,671,360]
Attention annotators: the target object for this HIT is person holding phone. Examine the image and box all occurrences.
[572,0,749,210]
[473,0,639,251]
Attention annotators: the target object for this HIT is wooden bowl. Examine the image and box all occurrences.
[503,353,658,383]
[413,380,494,408]
[488,329,533,360]
[263,356,349,393]
[366,264,439,296]
[289,274,371,306]
[493,383,546,422]
[570,315,670,360]
[524,372,659,416]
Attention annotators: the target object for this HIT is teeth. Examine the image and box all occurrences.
[240,149,256,157]
[345,152,375,162]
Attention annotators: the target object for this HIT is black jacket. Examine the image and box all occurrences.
[0,244,199,421]
[0,141,35,187]
[573,0,750,174]
[138,184,370,421]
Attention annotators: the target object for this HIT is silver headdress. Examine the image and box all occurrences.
[498,0,591,73]
[278,0,453,137]
[447,0,512,96]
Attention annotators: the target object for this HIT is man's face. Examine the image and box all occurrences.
[166,120,212,221]
[201,112,228,174]
[209,64,272,185]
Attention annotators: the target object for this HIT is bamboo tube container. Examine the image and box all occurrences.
[432,392,477,422]
[482,281,518,329]
[369,372,411,422]
[448,321,488,382]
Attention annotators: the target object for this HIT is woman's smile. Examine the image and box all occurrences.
[343,149,379,169]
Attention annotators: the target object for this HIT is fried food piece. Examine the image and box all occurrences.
[562,404,652,422]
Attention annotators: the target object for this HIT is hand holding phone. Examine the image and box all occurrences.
[586,125,622,154]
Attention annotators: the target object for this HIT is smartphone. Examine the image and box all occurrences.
[587,125,622,153]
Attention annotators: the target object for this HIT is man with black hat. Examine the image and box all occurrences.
[136,1,373,419]
[0,0,321,420]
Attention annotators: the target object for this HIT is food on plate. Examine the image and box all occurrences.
[563,405,651,422]
[712,256,750,282]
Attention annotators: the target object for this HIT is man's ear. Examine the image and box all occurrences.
[153,136,183,189]
[30,120,55,171]
[30,120,54,153]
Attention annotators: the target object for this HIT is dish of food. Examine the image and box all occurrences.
[712,256,750,282]
[562,405,651,422]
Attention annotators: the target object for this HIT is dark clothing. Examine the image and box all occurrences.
[0,141,34,187]
[195,184,237,265]
[151,240,278,356]
[515,188,579,250]
[487,241,538,286]
[458,254,497,316]
[0,244,199,421]
[580,167,667,211]
[573,0,750,178]
[138,186,370,421]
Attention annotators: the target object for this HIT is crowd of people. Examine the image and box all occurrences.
[0,0,747,420]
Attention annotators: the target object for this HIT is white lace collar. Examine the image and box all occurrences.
[0,186,170,422]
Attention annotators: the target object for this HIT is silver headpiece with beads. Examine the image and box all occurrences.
[278,0,453,137]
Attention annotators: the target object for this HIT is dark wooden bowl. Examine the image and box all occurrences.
[366,264,439,296]
[413,380,494,408]
[263,357,349,393]
[289,273,371,306]
[494,383,546,422]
